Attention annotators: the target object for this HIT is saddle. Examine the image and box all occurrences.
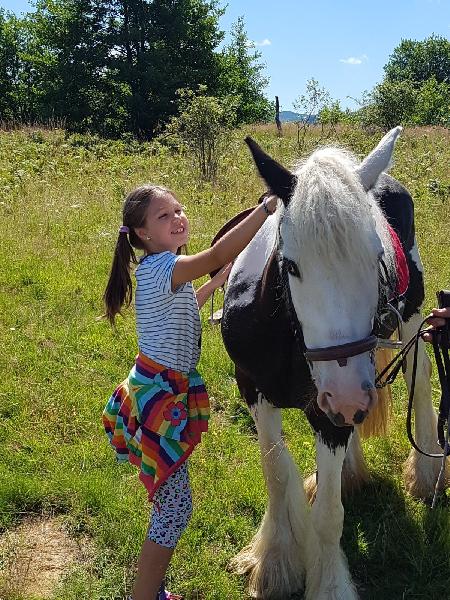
[209,192,271,278]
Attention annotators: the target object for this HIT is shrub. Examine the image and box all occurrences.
[164,86,237,182]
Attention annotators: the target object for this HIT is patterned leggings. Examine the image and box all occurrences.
[147,461,193,548]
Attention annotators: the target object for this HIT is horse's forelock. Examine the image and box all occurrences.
[285,147,395,281]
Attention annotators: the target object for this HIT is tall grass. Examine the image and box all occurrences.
[0,125,449,599]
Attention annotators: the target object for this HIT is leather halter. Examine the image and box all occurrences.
[304,335,378,367]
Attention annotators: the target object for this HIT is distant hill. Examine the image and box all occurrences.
[279,111,317,124]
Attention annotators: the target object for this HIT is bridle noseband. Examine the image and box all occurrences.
[304,335,378,367]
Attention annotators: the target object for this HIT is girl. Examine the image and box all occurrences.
[102,184,278,600]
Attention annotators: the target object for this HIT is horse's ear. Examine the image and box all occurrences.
[245,137,296,206]
[356,126,402,191]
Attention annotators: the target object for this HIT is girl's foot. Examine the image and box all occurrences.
[128,590,183,600]
[157,582,183,600]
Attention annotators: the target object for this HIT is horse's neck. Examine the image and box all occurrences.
[231,216,278,287]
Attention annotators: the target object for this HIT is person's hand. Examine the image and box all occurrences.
[264,195,278,214]
[210,263,232,290]
[422,307,450,342]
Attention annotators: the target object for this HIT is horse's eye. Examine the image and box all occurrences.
[285,259,301,278]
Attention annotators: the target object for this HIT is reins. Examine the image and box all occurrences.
[376,316,450,507]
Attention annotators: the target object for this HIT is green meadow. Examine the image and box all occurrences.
[0,124,449,599]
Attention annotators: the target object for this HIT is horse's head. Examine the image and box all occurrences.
[246,128,401,427]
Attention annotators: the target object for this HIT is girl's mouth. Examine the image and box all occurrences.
[172,227,185,234]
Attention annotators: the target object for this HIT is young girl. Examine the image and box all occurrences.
[102,184,278,600]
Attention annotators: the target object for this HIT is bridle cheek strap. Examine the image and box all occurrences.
[304,335,378,367]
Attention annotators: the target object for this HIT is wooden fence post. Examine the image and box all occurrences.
[275,96,282,136]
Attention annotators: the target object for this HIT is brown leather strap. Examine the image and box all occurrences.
[304,335,378,367]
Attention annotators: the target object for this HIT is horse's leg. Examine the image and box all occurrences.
[304,428,370,503]
[306,433,358,600]
[230,392,310,600]
[401,310,449,499]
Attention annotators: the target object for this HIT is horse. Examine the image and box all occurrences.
[220,127,448,600]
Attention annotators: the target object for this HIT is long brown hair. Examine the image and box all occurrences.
[103,184,175,324]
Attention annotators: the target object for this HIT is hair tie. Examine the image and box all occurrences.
[119,225,129,234]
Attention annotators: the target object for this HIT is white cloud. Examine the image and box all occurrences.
[246,38,272,48]
[340,54,367,65]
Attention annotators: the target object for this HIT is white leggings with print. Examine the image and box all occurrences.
[147,462,193,548]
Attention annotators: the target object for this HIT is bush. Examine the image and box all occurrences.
[164,86,237,182]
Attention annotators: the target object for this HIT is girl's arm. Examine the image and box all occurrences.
[196,263,232,309]
[172,196,277,289]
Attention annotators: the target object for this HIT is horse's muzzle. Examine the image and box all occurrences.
[327,408,369,427]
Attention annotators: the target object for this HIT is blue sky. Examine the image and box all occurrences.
[2,0,449,110]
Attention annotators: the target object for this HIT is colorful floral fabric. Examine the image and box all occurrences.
[103,353,209,500]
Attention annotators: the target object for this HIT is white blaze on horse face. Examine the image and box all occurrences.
[281,202,382,420]
[287,257,379,422]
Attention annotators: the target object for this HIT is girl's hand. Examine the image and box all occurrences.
[264,195,278,214]
[211,263,232,290]
[422,307,450,342]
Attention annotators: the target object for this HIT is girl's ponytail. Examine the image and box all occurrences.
[103,232,137,325]
[103,183,175,325]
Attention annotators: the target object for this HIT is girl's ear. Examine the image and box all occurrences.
[134,227,147,242]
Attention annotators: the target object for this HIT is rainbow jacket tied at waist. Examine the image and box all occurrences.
[103,353,209,500]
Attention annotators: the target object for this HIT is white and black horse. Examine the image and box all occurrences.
[220,128,447,600]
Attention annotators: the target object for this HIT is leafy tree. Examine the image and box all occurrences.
[384,35,450,85]
[0,10,21,121]
[105,0,225,136]
[318,100,343,131]
[369,78,417,129]
[0,1,272,136]
[219,16,272,124]
[359,35,450,129]
[23,0,123,132]
[413,77,450,127]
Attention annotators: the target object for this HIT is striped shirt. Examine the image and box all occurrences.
[135,252,201,373]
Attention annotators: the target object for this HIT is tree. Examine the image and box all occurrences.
[369,79,417,130]
[139,0,225,132]
[103,0,225,136]
[0,1,272,136]
[384,35,450,85]
[218,16,272,124]
[413,77,450,127]
[0,10,21,121]
[23,0,123,132]
[359,34,450,129]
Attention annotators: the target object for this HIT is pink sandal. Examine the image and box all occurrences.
[157,582,183,600]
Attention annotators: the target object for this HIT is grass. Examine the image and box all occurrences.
[0,124,449,600]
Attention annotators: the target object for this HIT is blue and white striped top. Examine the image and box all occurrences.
[135,252,201,373]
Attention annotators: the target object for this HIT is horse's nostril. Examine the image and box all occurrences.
[353,409,368,424]
[327,411,346,427]
[361,380,374,392]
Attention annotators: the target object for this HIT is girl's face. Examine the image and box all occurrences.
[136,193,189,254]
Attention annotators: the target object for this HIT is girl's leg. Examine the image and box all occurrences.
[133,541,174,600]
[132,462,192,600]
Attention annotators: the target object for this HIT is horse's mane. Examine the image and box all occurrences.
[286,146,396,281]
